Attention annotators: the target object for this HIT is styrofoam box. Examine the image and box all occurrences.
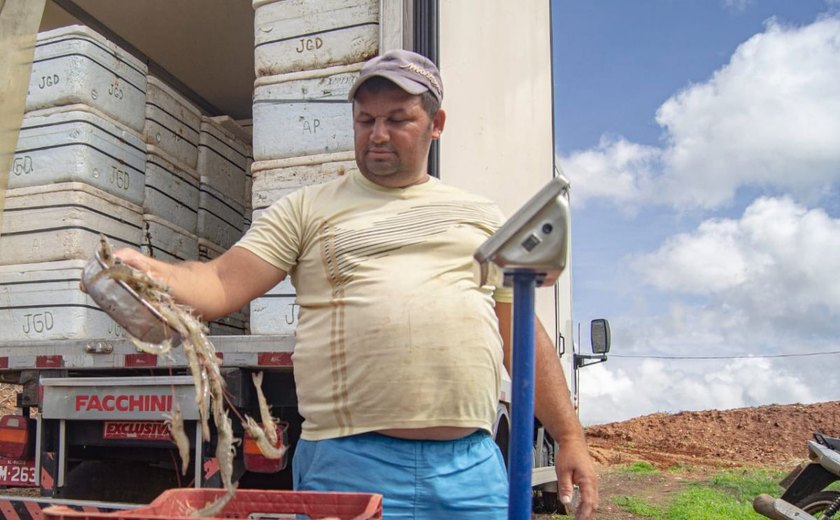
[144,76,202,168]
[253,0,379,76]
[0,182,143,265]
[0,260,130,341]
[208,310,249,336]
[145,145,199,233]
[197,178,245,250]
[251,152,357,211]
[250,277,298,335]
[252,65,358,161]
[28,25,148,133]
[198,238,225,261]
[140,215,199,263]
[10,104,147,205]
[197,117,251,206]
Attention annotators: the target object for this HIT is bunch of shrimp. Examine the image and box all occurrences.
[92,238,244,516]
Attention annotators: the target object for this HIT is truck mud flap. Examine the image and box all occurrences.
[0,495,134,519]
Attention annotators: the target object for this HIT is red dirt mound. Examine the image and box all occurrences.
[584,401,840,469]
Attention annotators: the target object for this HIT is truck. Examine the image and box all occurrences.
[0,0,608,516]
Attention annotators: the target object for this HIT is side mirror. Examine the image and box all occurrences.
[590,318,611,355]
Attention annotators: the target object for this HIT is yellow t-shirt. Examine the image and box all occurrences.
[236,171,512,440]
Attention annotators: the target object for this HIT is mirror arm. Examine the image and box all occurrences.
[573,353,608,370]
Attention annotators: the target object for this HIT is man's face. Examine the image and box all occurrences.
[352,84,445,188]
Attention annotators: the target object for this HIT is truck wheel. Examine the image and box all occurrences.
[60,461,179,502]
[493,405,510,466]
[796,491,840,517]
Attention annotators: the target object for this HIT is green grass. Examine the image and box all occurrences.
[620,461,660,475]
[613,495,663,517]
[611,464,786,519]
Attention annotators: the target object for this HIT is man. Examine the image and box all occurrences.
[114,50,598,519]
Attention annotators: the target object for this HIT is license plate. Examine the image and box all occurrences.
[103,421,171,441]
[0,458,36,487]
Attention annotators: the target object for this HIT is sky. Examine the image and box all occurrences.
[551,0,840,426]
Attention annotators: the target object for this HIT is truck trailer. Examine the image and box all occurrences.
[0,0,599,516]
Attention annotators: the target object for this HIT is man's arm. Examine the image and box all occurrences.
[494,301,599,519]
[115,246,287,321]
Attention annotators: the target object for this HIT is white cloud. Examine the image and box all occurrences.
[561,137,660,206]
[560,16,840,210]
[573,196,840,425]
[633,196,840,332]
[578,357,820,426]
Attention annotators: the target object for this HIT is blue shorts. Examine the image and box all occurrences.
[293,430,509,519]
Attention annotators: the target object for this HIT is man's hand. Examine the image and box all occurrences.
[554,437,599,519]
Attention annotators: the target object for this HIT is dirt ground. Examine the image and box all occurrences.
[559,400,840,519]
[2,385,837,518]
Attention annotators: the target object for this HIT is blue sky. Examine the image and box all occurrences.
[551,0,840,425]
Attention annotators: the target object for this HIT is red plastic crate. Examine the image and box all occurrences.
[43,488,383,520]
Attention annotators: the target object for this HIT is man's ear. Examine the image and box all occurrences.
[431,108,446,140]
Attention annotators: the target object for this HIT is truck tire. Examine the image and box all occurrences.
[795,491,840,517]
[60,461,179,502]
[492,404,510,466]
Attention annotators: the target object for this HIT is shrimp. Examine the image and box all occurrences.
[97,234,115,266]
[243,415,286,459]
[130,336,173,356]
[191,483,237,518]
[89,237,245,501]
[164,406,190,476]
[182,340,210,441]
[214,408,238,491]
[252,371,279,446]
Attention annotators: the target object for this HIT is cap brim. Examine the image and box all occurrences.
[348,72,430,101]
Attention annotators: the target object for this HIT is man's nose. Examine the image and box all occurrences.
[371,119,389,143]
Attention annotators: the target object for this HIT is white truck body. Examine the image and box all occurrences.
[0,0,569,513]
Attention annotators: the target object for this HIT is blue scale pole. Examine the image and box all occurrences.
[508,271,537,520]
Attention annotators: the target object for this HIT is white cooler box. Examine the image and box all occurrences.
[208,310,249,336]
[144,76,202,168]
[140,215,199,263]
[198,238,226,261]
[253,0,379,76]
[252,65,358,161]
[0,182,143,265]
[28,25,147,133]
[250,277,298,335]
[10,105,147,205]
[197,117,251,207]
[251,152,357,211]
[211,115,254,209]
[197,179,245,250]
[145,145,199,233]
[0,260,129,342]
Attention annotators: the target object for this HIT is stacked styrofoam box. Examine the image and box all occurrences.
[197,178,245,250]
[250,152,358,212]
[252,65,358,161]
[141,77,202,263]
[248,0,381,335]
[0,25,148,342]
[10,104,147,205]
[27,25,148,133]
[144,76,202,168]
[0,261,130,342]
[0,182,143,265]
[253,0,379,75]
[196,116,251,251]
[211,116,254,233]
